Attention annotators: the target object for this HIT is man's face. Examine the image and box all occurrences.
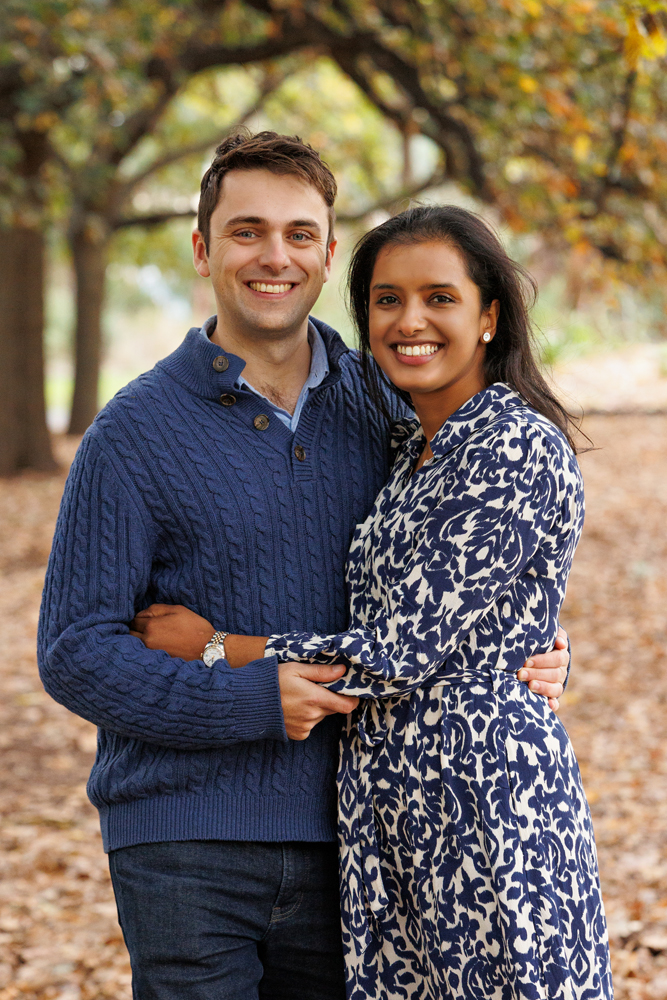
[192,169,336,344]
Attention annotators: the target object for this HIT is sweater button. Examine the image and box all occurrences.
[294,445,306,461]
[253,414,270,430]
[219,393,236,406]
[212,355,229,372]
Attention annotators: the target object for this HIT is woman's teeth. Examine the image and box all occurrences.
[248,282,293,294]
[396,344,440,356]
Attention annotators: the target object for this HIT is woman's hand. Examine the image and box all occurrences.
[130,604,215,661]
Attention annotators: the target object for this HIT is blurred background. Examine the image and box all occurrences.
[1,0,667,997]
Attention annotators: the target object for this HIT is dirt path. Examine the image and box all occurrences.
[0,419,666,999]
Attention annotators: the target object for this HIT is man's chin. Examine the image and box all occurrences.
[237,302,316,339]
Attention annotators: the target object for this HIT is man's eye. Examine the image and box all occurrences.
[236,230,257,238]
[290,232,310,241]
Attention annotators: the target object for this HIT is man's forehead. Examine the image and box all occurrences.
[214,168,330,226]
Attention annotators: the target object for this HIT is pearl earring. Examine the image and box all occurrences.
[482,331,491,343]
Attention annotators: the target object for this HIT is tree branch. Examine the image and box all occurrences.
[336,169,446,223]
[120,63,290,193]
[112,208,196,230]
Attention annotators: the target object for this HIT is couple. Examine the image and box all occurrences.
[39,131,612,999]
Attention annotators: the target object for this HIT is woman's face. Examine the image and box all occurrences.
[368,240,499,401]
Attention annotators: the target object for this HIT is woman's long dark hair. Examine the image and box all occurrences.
[348,204,582,452]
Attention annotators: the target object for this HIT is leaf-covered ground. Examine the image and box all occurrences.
[0,416,666,999]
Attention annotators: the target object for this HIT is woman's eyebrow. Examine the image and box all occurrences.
[371,282,461,291]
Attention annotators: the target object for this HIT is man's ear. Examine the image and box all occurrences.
[192,229,211,278]
[323,238,338,283]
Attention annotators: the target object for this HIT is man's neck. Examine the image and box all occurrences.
[210,316,312,416]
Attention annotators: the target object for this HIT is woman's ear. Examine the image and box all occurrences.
[482,299,500,341]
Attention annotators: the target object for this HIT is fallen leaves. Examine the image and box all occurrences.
[0,414,666,997]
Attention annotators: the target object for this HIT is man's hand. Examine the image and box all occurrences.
[130,604,214,660]
[279,662,359,740]
[517,625,570,711]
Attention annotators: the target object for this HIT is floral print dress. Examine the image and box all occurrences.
[266,383,612,1000]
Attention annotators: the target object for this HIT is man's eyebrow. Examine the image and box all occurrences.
[289,218,322,232]
[223,215,322,232]
[224,215,265,227]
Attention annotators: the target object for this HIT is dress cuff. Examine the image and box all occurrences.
[264,636,289,662]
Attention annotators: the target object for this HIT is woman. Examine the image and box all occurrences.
[145,205,613,999]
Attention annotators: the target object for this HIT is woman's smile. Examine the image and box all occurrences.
[393,342,443,363]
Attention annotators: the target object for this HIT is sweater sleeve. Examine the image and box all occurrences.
[266,429,580,700]
[38,433,287,748]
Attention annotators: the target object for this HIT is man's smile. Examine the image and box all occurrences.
[246,281,297,296]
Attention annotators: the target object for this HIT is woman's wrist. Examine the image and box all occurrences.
[223,634,268,669]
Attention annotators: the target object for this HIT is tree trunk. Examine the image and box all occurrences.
[67,226,108,435]
[0,225,57,474]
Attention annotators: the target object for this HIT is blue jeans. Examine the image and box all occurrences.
[109,840,346,1000]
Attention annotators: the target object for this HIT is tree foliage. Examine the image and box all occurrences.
[2,0,667,466]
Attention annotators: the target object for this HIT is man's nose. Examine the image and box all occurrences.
[256,235,291,271]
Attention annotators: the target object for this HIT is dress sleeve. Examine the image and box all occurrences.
[265,427,579,699]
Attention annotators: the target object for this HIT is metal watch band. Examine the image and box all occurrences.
[207,630,229,650]
[202,630,230,667]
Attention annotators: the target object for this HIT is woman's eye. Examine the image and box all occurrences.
[376,295,399,305]
[432,294,454,304]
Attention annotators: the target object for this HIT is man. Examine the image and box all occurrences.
[38,131,569,999]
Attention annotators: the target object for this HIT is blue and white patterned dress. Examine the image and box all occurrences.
[266,383,612,1000]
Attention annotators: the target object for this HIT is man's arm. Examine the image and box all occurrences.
[130,605,359,740]
[517,625,570,711]
[38,433,295,749]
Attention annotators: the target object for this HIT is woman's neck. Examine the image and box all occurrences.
[411,371,488,443]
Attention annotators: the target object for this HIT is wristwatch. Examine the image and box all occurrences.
[202,630,230,668]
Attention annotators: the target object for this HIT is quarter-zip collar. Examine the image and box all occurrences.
[156,314,350,402]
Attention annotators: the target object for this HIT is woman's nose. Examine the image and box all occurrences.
[397,304,427,337]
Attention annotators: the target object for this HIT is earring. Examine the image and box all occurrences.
[482,331,491,343]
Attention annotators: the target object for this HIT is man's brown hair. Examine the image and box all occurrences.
[197,129,337,251]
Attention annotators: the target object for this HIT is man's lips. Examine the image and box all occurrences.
[246,281,296,296]
[392,343,443,365]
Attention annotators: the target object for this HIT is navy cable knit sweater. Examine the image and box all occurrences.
[38,318,402,851]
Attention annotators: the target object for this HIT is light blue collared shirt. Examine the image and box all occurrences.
[235,323,330,433]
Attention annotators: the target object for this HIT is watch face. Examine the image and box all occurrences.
[202,644,225,667]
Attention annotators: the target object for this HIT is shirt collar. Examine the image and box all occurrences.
[235,321,329,396]
[399,383,524,464]
[429,383,524,460]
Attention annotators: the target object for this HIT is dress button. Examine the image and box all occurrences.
[212,355,229,372]
[219,393,236,406]
[294,445,306,461]
[254,414,270,430]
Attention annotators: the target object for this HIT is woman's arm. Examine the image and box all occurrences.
[130,607,267,666]
[267,428,583,700]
